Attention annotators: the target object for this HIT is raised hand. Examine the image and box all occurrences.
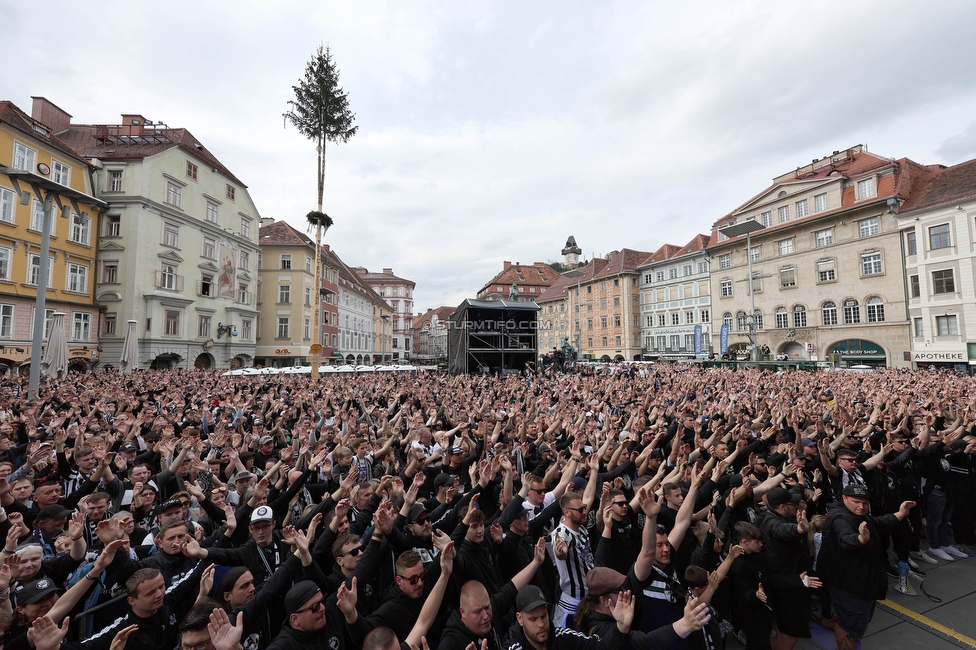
[208,608,244,650]
[336,576,358,618]
[608,589,635,632]
[857,521,870,545]
[28,616,71,650]
[108,624,140,650]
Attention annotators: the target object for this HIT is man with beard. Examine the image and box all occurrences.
[505,584,637,650]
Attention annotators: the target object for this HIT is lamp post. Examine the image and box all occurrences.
[719,220,767,363]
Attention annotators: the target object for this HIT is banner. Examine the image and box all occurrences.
[720,324,729,354]
[694,325,703,356]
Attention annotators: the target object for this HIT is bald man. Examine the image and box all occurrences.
[437,538,546,650]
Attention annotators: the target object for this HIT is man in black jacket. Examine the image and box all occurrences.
[184,505,288,589]
[266,579,369,650]
[818,484,915,650]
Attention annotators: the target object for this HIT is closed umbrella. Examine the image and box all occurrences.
[41,312,68,379]
[120,320,139,374]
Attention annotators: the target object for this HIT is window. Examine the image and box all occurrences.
[752,276,763,294]
[200,274,214,297]
[32,308,54,339]
[795,199,808,218]
[682,312,692,324]
[700,310,710,323]
[186,161,198,180]
[932,269,955,294]
[859,217,879,237]
[753,310,763,330]
[105,215,121,237]
[104,313,116,335]
[164,310,180,336]
[780,267,796,288]
[30,199,45,231]
[736,311,747,331]
[304,318,311,340]
[304,286,312,306]
[761,211,772,227]
[719,254,731,269]
[198,315,211,338]
[27,254,54,287]
[13,143,37,172]
[936,315,958,336]
[656,315,664,327]
[278,284,291,304]
[913,318,923,337]
[866,296,885,323]
[277,318,289,339]
[698,261,708,274]
[683,264,692,276]
[815,228,832,247]
[0,305,11,338]
[670,314,678,326]
[822,301,838,326]
[280,254,292,270]
[163,222,180,247]
[601,316,608,328]
[793,305,807,327]
[778,239,794,255]
[202,237,216,260]
[775,307,788,328]
[305,256,313,273]
[669,268,677,279]
[166,182,182,208]
[108,170,123,192]
[749,246,760,262]
[602,336,609,347]
[861,253,882,276]
[778,205,790,223]
[0,246,9,280]
[102,261,119,284]
[69,213,91,245]
[843,299,860,324]
[656,271,665,282]
[0,187,14,223]
[226,184,236,201]
[206,201,218,223]
[52,159,70,186]
[814,193,828,212]
[66,263,88,293]
[723,312,733,328]
[910,275,920,298]
[613,296,620,307]
[241,218,250,238]
[929,224,951,250]
[238,283,249,304]
[241,319,252,341]
[72,313,91,341]
[159,263,178,290]
[239,250,249,271]
[856,178,877,201]
[720,279,732,297]
[817,260,836,282]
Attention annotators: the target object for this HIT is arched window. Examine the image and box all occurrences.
[753,310,763,330]
[736,311,748,331]
[723,312,733,328]
[822,301,837,326]
[793,305,807,328]
[775,307,788,329]
[844,299,860,324]
[866,296,885,323]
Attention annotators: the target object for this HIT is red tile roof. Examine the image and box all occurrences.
[593,248,654,279]
[0,101,89,164]
[257,220,314,247]
[898,157,976,214]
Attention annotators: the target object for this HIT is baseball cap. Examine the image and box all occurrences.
[120,443,138,453]
[35,505,72,522]
[252,418,264,425]
[259,435,275,445]
[766,487,801,508]
[800,437,815,447]
[515,585,549,613]
[650,448,665,459]
[284,580,321,618]
[433,474,455,488]
[250,505,274,524]
[586,567,626,597]
[406,504,430,524]
[158,499,184,513]
[17,578,59,605]
[842,484,870,498]
[231,470,256,483]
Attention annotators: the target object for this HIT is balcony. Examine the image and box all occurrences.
[155,271,184,292]
[238,291,252,305]
[197,279,215,298]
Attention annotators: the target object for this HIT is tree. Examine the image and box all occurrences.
[285,45,357,357]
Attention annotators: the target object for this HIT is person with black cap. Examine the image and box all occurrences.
[758,486,821,650]
[503,580,636,650]
[817,484,916,650]
[29,505,77,561]
[391,474,440,567]
[266,577,368,650]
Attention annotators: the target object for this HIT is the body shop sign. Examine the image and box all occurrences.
[827,339,885,358]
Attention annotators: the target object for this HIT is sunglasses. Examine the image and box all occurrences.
[412,516,429,525]
[398,573,424,585]
[611,501,628,507]
[338,546,363,558]
[295,600,324,615]
[529,488,546,494]
[567,506,586,513]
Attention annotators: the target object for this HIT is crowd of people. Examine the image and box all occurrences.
[0,362,972,650]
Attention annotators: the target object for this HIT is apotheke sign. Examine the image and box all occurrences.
[911,350,966,362]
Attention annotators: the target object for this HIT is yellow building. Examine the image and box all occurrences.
[0,98,103,373]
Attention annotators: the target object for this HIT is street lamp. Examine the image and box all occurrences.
[719,220,767,363]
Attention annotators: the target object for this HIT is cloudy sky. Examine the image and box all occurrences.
[6,0,976,312]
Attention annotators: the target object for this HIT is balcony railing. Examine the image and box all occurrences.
[155,271,184,291]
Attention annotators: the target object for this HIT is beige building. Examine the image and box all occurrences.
[895,157,976,370]
[707,145,913,368]
[536,273,573,355]
[576,250,649,361]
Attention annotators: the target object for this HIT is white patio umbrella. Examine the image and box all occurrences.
[119,320,139,374]
[41,312,68,379]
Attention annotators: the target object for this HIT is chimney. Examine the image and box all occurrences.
[120,114,147,136]
[259,217,275,226]
[503,261,512,270]
[30,97,72,134]
[382,268,393,274]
